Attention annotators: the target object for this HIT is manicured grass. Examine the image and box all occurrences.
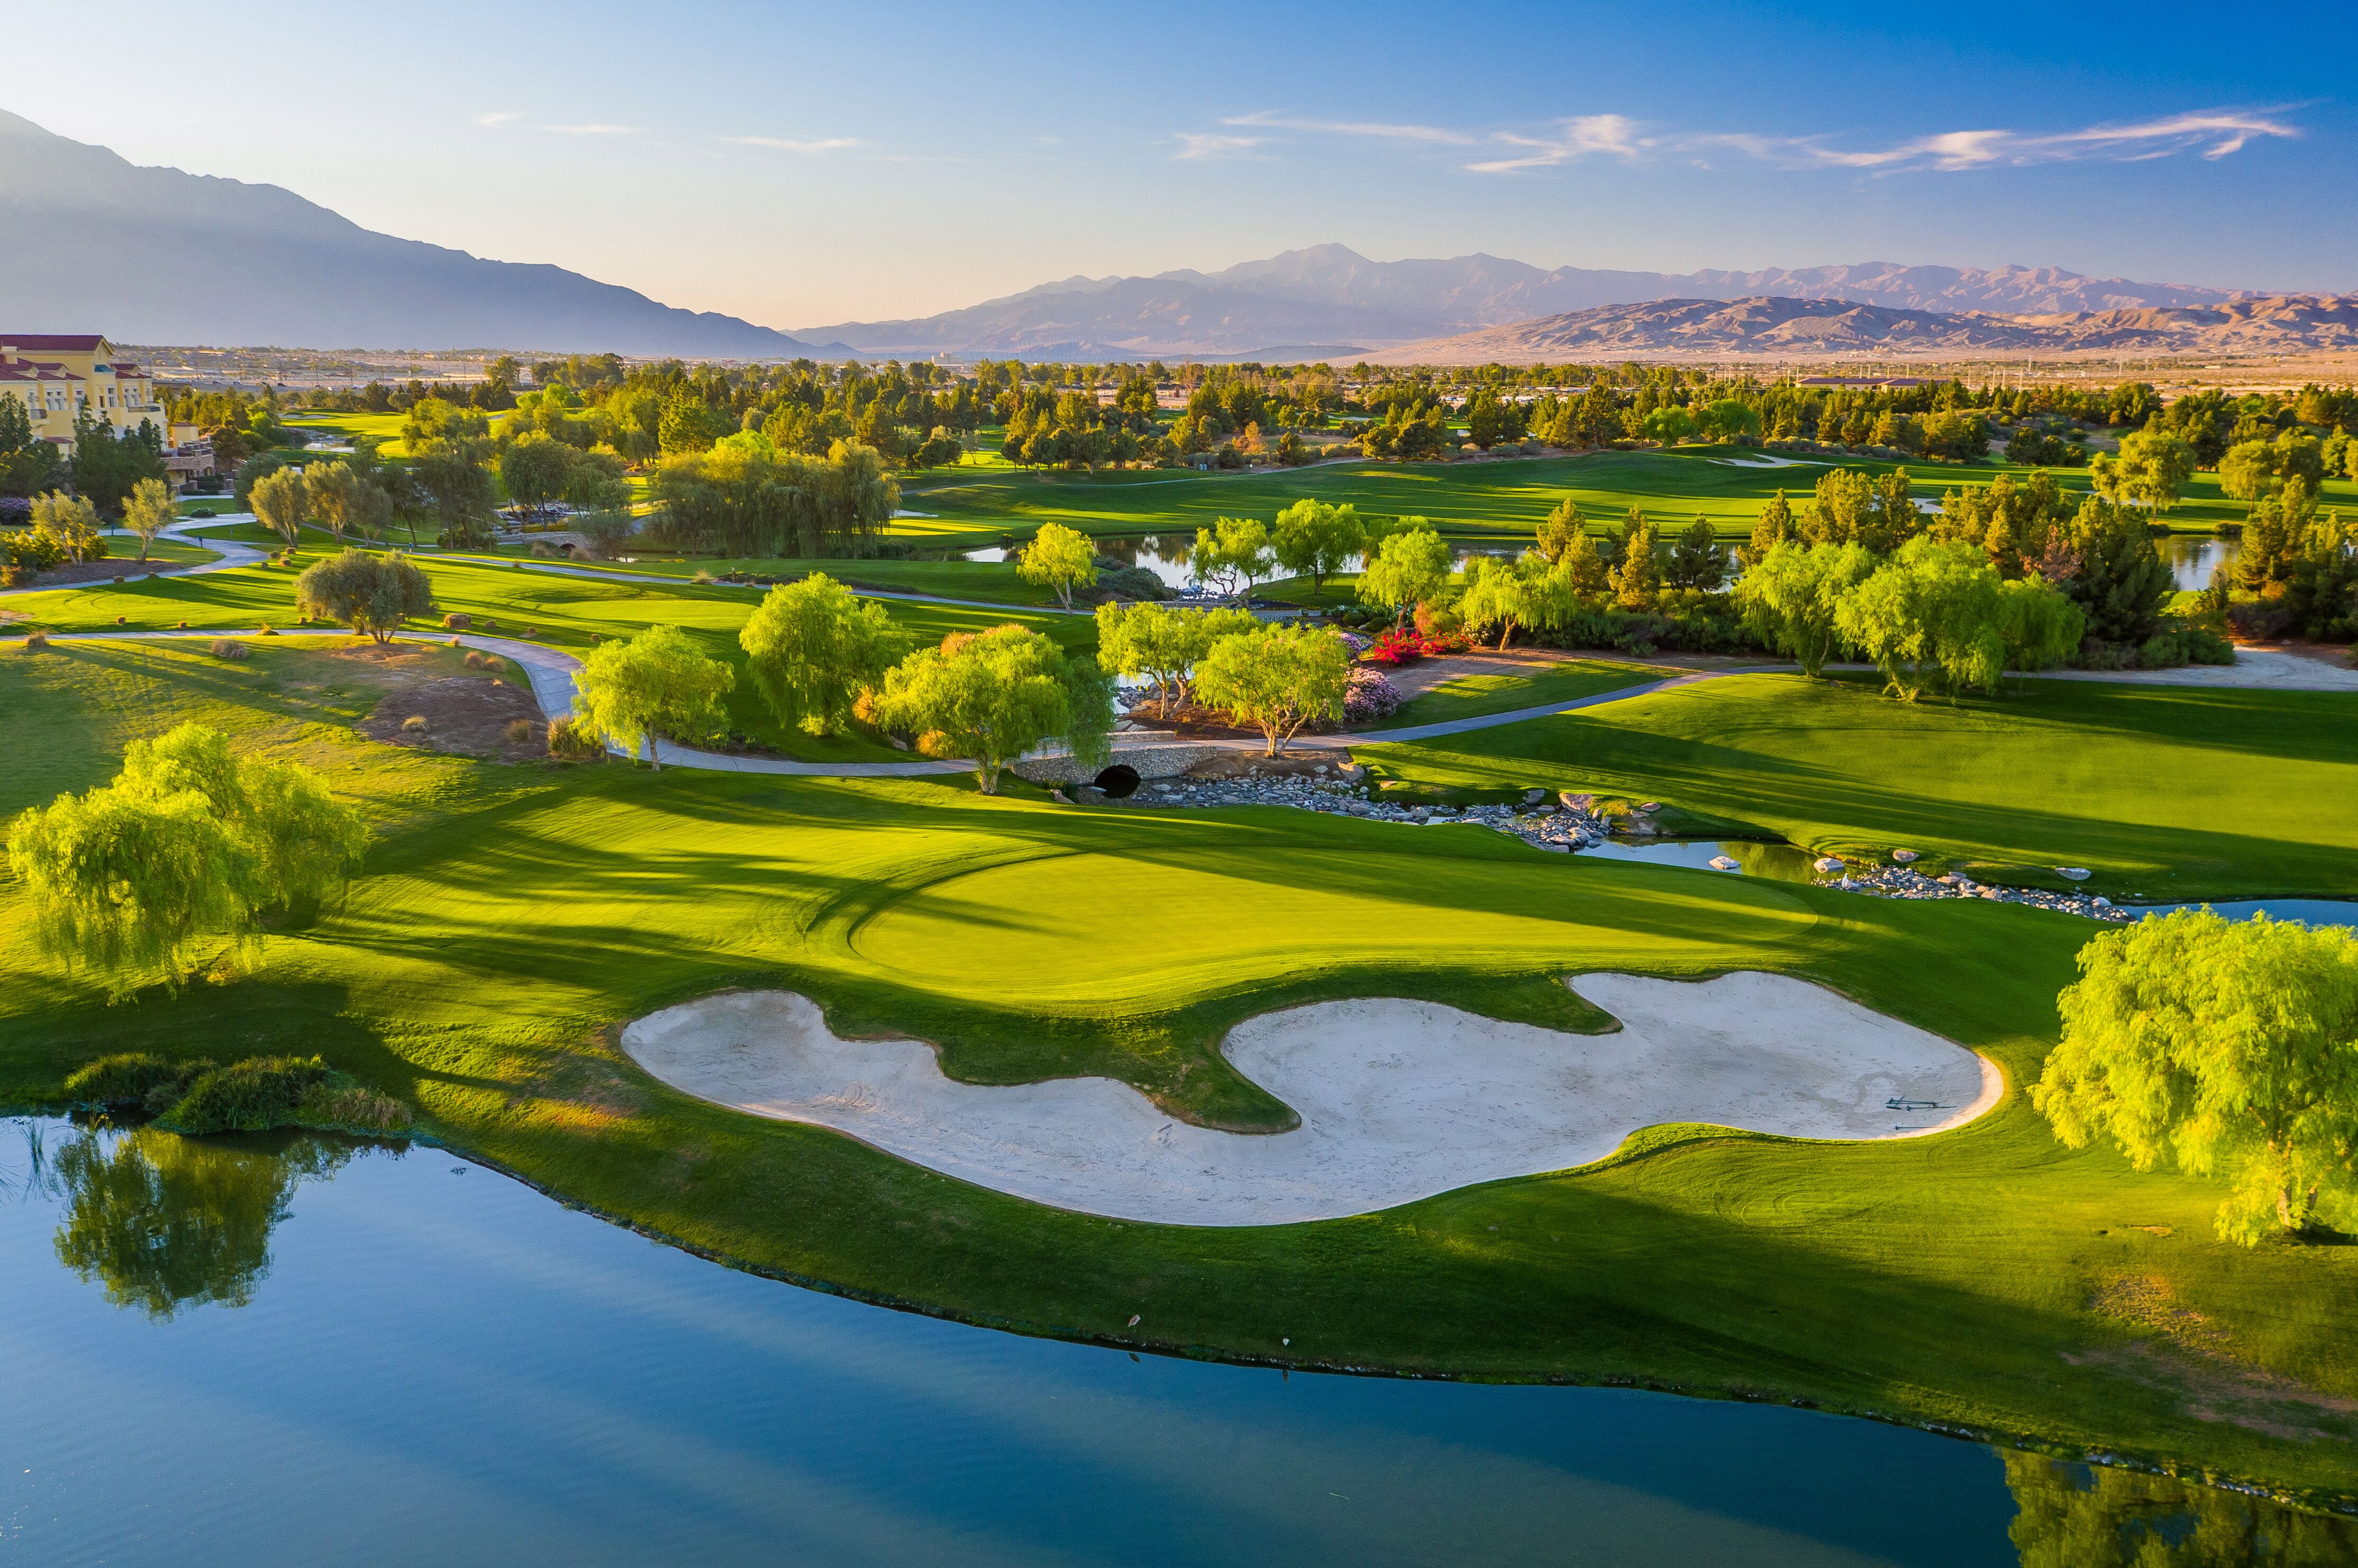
[0,549,1085,762]
[1361,672,2358,900]
[86,536,221,569]
[1374,658,1663,729]
[476,551,1069,607]
[280,408,514,459]
[897,445,2358,545]
[2,643,2354,1500]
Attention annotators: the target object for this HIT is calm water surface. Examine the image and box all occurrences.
[3,1116,2344,1566]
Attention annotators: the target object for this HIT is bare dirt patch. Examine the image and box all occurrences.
[337,643,550,760]
[2072,1274,2358,1441]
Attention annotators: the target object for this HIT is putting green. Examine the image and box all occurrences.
[847,845,1818,1001]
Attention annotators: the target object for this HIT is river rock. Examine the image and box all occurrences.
[1891,849,1918,863]
[2055,867,2091,881]
[1560,791,1595,810]
[1709,855,1741,872]
[1813,856,1845,874]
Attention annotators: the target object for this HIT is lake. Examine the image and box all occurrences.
[3,1115,2343,1566]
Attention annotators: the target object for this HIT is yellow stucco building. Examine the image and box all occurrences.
[1,333,215,484]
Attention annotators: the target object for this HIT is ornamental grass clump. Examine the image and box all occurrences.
[159,1055,331,1134]
[64,1053,214,1113]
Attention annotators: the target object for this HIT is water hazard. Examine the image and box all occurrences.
[3,1115,2346,1566]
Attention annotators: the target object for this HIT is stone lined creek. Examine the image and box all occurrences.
[4,1115,2347,1566]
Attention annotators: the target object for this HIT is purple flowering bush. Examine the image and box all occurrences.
[1343,664,1403,723]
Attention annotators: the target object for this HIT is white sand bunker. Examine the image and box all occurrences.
[621,973,1999,1226]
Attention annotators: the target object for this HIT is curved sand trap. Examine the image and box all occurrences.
[621,973,1999,1226]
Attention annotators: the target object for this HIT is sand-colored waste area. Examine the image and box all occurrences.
[621,973,1999,1226]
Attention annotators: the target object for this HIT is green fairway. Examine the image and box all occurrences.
[1362,672,2358,900]
[2,637,2354,1500]
[0,549,1084,762]
[1374,657,1663,728]
[83,536,222,570]
[897,445,2358,544]
[280,408,510,458]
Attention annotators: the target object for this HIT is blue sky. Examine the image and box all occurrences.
[5,0,2350,326]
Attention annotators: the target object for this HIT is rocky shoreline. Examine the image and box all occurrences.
[1124,771,2131,920]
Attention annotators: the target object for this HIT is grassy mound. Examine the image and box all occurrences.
[3,619,2355,1498]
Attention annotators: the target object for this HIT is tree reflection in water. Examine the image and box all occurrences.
[51,1126,356,1319]
[2006,1452,2358,1566]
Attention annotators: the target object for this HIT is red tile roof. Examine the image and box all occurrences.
[1,334,109,352]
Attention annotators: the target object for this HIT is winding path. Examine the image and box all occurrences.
[0,524,267,599]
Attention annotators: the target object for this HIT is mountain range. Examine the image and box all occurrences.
[0,108,825,357]
[1363,293,2358,364]
[793,244,2259,357]
[3,108,2343,363]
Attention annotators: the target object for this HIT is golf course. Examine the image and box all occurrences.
[5,510,2355,1515]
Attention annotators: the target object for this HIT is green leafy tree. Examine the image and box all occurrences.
[1744,490,1795,565]
[294,550,433,643]
[1554,524,1609,596]
[409,439,500,550]
[873,624,1112,794]
[1639,404,1698,444]
[499,432,579,514]
[1668,517,1725,589]
[2035,909,2358,1244]
[1733,540,1875,677]
[738,573,911,736]
[2060,496,2172,645]
[1093,601,1258,716]
[250,466,309,549]
[232,451,289,513]
[1017,521,1099,609]
[0,392,66,497]
[302,460,391,546]
[1609,510,1661,608]
[2091,427,2196,513]
[30,491,104,563]
[1195,624,1352,755]
[1190,516,1275,600]
[120,477,175,562]
[571,624,736,769]
[1534,498,1585,564]
[1356,523,1453,627]
[68,406,168,517]
[4,723,366,996]
[1270,498,1367,600]
[1835,536,2000,700]
[1696,398,1762,443]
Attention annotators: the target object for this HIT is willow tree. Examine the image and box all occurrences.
[1355,523,1452,627]
[738,573,909,736]
[571,625,736,769]
[1733,540,1874,678]
[1017,521,1099,609]
[5,723,367,996]
[2034,909,2358,1244]
[250,466,309,549]
[294,550,433,643]
[873,625,1111,794]
[122,477,175,562]
[1093,601,1258,716]
[1195,623,1351,755]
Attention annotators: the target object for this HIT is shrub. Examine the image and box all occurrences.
[159,1055,330,1134]
[1343,666,1403,722]
[258,623,276,635]
[402,714,429,733]
[692,569,716,585]
[505,718,537,744]
[481,654,505,673]
[522,625,539,637]
[63,1053,213,1108]
[463,650,485,668]
[209,639,249,660]
[444,612,472,629]
[545,713,606,760]
[175,619,189,629]
[21,631,47,652]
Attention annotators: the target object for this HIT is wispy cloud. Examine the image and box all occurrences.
[545,123,644,136]
[1700,110,2300,172]
[1192,106,2299,176]
[723,134,862,154]
[1467,115,1645,172]
[1175,132,1264,160]
[1222,111,1472,145]
[475,110,523,127]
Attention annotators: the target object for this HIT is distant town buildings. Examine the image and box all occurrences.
[0,333,216,484]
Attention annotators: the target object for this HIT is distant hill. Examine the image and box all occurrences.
[0,108,820,357]
[796,242,2259,356]
[1363,293,2358,363]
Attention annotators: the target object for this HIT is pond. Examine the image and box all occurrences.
[3,1116,2344,1567]
[966,535,1522,594]
[2163,534,2239,592]
[2128,898,2357,928]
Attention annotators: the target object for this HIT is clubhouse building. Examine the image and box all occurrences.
[0,333,216,485]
